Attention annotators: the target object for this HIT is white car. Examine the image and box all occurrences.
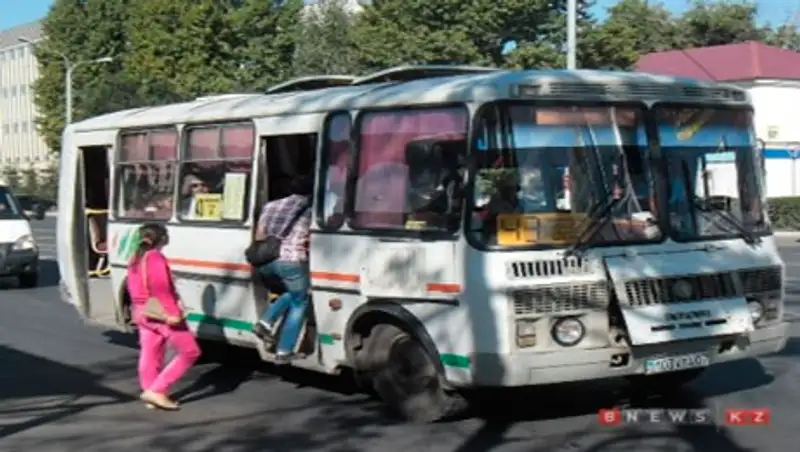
[0,184,39,288]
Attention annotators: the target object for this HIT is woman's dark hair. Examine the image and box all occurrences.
[130,223,169,264]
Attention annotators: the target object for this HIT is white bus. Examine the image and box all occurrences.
[57,66,789,421]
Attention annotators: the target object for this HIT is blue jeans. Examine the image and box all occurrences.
[257,260,310,354]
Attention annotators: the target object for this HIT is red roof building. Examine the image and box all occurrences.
[636,42,800,197]
[636,41,800,82]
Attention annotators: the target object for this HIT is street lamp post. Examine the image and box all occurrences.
[18,37,113,125]
[566,0,577,70]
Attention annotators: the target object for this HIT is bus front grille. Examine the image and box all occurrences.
[512,282,610,315]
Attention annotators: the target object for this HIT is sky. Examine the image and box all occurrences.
[1,0,798,32]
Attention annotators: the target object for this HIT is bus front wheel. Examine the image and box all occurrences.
[369,323,466,422]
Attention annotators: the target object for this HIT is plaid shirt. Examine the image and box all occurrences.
[257,194,311,262]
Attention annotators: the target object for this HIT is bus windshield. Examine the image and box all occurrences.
[469,103,661,249]
[656,106,769,241]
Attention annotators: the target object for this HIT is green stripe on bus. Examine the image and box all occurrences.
[184,314,469,369]
[440,353,471,369]
[185,313,253,331]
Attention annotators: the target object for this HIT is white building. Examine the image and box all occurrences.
[0,21,49,170]
[637,42,800,198]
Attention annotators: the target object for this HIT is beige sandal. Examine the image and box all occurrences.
[140,391,180,411]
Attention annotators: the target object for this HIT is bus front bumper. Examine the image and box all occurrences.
[459,321,789,387]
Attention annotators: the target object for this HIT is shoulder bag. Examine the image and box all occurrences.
[245,203,309,266]
[139,252,169,322]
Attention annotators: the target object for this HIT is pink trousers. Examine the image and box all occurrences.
[137,320,201,394]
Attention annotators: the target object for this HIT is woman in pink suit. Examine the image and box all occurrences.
[126,223,201,410]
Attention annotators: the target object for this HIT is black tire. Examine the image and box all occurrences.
[18,272,38,288]
[627,368,705,394]
[369,324,466,423]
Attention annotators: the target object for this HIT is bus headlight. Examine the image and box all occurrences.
[12,234,37,252]
[748,301,764,324]
[551,317,585,347]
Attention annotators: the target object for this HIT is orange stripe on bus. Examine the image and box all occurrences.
[168,258,251,272]
[426,283,461,294]
[310,271,360,283]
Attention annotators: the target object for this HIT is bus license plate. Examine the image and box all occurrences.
[644,353,710,375]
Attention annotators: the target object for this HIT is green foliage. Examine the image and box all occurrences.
[1,167,21,192]
[767,197,800,230]
[26,0,800,162]
[124,0,239,99]
[18,168,39,196]
[227,0,303,92]
[37,163,60,202]
[292,0,361,76]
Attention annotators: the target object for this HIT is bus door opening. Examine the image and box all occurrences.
[255,132,317,356]
[81,146,111,278]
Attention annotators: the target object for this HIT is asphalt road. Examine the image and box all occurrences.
[2,217,800,452]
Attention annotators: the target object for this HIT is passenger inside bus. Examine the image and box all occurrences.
[179,173,210,218]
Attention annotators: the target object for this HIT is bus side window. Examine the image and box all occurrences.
[318,113,351,230]
[179,123,254,223]
[115,129,178,220]
[350,107,468,232]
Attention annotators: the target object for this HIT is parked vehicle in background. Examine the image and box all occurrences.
[0,184,40,287]
[16,195,55,220]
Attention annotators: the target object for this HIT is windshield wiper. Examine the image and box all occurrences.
[565,189,630,257]
[679,161,759,245]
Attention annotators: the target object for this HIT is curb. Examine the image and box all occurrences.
[774,231,800,238]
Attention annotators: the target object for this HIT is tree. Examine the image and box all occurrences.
[32,0,133,155]
[3,167,21,191]
[292,0,361,77]
[37,162,60,202]
[19,167,39,196]
[124,0,239,100]
[763,18,800,51]
[678,0,766,48]
[503,0,600,69]
[589,0,683,69]
[228,0,304,91]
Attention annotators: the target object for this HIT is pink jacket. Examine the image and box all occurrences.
[126,250,182,320]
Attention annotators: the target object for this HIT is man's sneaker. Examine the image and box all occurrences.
[252,321,275,343]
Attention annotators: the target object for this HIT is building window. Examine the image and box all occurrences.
[13,123,19,133]
[19,85,26,96]
[11,86,16,97]
[178,123,254,223]
[21,122,28,133]
[115,129,179,220]
[2,124,8,135]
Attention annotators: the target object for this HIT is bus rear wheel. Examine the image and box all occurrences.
[369,324,466,423]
